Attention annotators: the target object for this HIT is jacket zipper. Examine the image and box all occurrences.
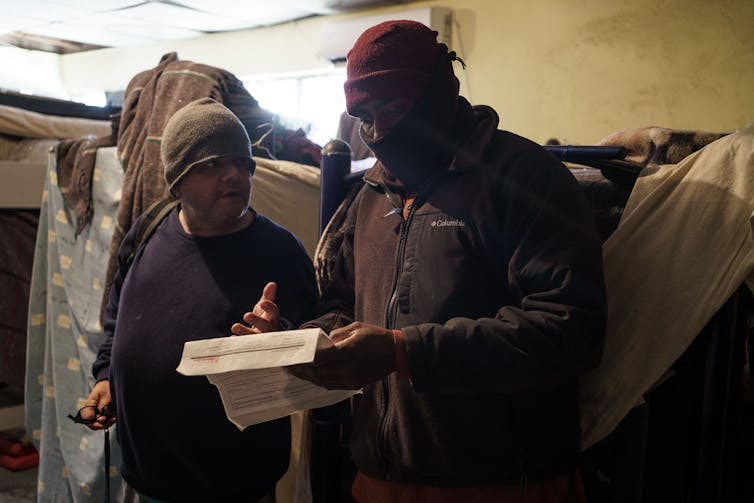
[376,177,435,479]
[377,210,408,479]
[386,215,409,327]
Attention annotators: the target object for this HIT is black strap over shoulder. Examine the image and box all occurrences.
[124,197,179,270]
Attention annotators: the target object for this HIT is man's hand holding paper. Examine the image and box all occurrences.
[287,322,397,390]
[176,328,357,430]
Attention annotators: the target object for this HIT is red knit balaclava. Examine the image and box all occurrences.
[344,20,458,116]
[344,20,465,190]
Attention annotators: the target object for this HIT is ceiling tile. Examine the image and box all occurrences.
[279,0,350,14]
[4,0,95,22]
[23,12,203,47]
[0,0,409,53]
[113,3,255,32]
[47,0,144,11]
[178,0,311,26]
[0,14,46,36]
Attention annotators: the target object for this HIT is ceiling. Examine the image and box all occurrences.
[0,0,410,54]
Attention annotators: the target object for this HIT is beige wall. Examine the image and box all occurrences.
[60,0,753,145]
[441,0,754,144]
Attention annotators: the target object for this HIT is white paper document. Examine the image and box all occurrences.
[176,328,356,430]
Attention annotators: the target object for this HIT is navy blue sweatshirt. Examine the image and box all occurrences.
[93,207,317,502]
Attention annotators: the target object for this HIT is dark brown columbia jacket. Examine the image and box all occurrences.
[310,103,607,487]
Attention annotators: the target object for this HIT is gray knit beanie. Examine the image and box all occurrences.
[161,97,252,190]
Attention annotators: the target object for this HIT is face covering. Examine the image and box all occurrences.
[359,52,473,191]
[361,108,451,190]
[359,93,474,191]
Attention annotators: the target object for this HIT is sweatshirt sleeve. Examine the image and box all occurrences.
[91,218,143,382]
[404,147,608,394]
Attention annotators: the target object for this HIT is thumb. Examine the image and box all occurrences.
[261,282,277,303]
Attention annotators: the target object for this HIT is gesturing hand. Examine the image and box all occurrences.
[231,282,280,335]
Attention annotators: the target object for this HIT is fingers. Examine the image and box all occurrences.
[85,380,111,408]
[285,364,336,389]
[261,282,277,302]
[288,323,396,389]
[84,395,101,408]
[80,380,117,430]
[86,416,117,431]
[230,311,272,335]
[253,300,279,321]
[285,346,353,389]
[97,415,117,429]
[80,405,99,423]
[251,282,281,332]
[286,364,313,381]
[230,319,273,335]
[329,321,369,343]
[329,326,352,344]
[231,321,255,335]
[258,283,278,314]
[312,345,339,366]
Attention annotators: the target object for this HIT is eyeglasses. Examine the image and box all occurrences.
[67,405,115,426]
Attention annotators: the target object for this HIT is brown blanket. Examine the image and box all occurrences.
[313,181,362,294]
[100,52,324,317]
[568,167,631,243]
[597,126,728,166]
[56,132,116,235]
[102,52,253,315]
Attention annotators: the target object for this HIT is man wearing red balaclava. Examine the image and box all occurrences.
[240,19,608,503]
[343,19,468,190]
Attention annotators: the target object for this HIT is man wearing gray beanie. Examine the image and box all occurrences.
[81,98,318,502]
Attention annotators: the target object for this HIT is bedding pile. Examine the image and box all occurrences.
[581,127,754,449]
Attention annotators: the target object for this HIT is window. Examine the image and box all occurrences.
[243,69,346,148]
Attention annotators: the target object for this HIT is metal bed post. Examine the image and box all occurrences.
[319,140,352,234]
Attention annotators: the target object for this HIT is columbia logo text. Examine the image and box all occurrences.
[431,219,466,228]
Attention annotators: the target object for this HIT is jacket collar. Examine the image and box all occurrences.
[362,101,500,190]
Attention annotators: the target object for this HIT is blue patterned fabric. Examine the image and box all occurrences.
[26,146,124,502]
